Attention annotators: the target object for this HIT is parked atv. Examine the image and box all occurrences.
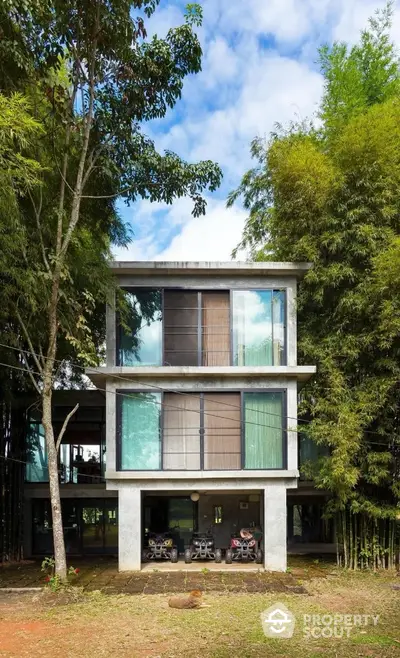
[142,532,178,563]
[225,528,263,564]
[184,532,222,563]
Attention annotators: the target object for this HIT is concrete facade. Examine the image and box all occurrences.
[86,261,316,572]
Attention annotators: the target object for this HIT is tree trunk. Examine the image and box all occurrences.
[42,387,67,580]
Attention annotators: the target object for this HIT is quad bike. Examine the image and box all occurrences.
[142,531,178,563]
[184,532,222,564]
[225,527,263,564]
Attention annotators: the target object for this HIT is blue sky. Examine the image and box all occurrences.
[114,0,400,262]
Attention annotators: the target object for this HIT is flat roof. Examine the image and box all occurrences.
[110,261,312,278]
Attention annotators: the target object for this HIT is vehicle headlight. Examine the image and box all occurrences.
[193,540,200,546]
[149,539,156,546]
[164,539,173,547]
[207,541,213,546]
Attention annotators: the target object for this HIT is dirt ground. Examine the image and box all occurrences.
[0,565,399,658]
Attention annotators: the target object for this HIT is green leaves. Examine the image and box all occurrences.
[230,3,400,519]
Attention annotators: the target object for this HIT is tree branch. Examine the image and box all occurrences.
[28,186,50,272]
[60,3,100,258]
[16,310,44,377]
[20,353,41,395]
[56,403,79,452]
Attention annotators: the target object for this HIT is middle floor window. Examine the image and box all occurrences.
[118,390,285,471]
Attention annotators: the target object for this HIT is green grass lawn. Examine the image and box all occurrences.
[0,567,399,657]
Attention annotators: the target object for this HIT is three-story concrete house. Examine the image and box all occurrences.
[86,261,316,571]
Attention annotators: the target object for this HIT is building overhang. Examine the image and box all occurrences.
[86,365,316,389]
[110,260,312,279]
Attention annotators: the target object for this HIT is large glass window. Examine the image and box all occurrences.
[26,423,48,482]
[120,392,161,470]
[118,289,162,366]
[232,290,285,366]
[243,392,284,469]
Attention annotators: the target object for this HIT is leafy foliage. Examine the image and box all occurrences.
[229,4,400,552]
[0,0,222,574]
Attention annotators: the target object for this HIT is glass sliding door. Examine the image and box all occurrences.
[118,289,162,366]
[163,393,200,469]
[244,392,284,469]
[232,290,285,366]
[120,392,161,470]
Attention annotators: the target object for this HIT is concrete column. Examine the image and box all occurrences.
[263,484,287,572]
[118,487,141,571]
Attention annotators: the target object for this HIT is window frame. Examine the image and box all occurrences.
[116,287,164,367]
[241,389,287,470]
[116,388,287,472]
[116,390,163,471]
[230,288,287,367]
[116,287,287,368]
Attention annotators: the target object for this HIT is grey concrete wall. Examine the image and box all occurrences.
[118,487,141,570]
[264,483,287,571]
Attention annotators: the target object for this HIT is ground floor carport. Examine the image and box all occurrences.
[114,480,292,572]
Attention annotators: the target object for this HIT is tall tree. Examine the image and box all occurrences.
[1,0,222,578]
[229,4,400,568]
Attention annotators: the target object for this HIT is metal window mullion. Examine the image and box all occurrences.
[198,291,202,366]
[200,393,204,470]
[241,391,245,470]
[160,391,164,471]
[271,290,274,366]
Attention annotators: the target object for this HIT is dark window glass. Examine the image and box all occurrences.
[164,291,198,365]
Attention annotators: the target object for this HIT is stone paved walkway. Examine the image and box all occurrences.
[0,556,331,595]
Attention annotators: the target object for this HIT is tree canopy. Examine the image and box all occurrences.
[0,0,222,573]
[229,3,400,567]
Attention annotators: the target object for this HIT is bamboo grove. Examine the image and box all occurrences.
[229,4,400,568]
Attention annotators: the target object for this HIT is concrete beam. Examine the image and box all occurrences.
[109,261,312,278]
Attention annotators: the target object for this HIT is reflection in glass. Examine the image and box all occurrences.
[232,290,285,366]
[120,393,161,470]
[26,423,48,482]
[118,289,162,366]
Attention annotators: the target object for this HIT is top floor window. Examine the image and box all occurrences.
[232,290,285,366]
[118,289,162,366]
[117,288,286,367]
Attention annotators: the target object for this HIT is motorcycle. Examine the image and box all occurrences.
[184,531,222,563]
[225,527,263,564]
[142,531,178,563]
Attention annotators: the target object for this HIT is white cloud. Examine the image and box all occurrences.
[114,197,247,261]
[116,0,400,263]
